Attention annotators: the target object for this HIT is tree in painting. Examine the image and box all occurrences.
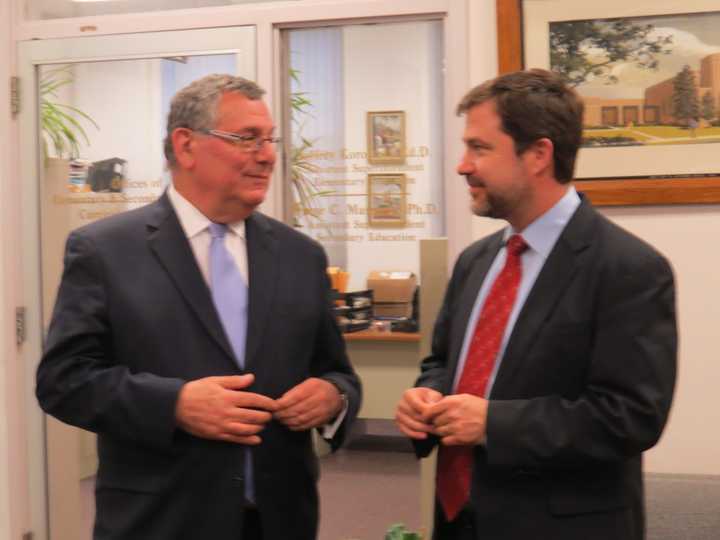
[672,65,699,127]
[550,19,673,87]
[701,91,715,124]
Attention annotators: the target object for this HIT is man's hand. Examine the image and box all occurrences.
[395,387,443,440]
[274,378,343,431]
[175,374,277,445]
[424,394,488,446]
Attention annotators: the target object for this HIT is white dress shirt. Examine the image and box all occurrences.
[167,184,248,286]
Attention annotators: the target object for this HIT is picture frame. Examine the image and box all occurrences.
[366,111,406,165]
[367,173,407,228]
[496,0,720,205]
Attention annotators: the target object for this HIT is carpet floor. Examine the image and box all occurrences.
[79,448,720,539]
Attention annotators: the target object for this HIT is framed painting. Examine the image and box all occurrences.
[366,111,406,165]
[367,173,407,228]
[496,0,720,205]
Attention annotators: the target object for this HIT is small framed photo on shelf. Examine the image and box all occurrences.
[366,111,406,164]
[367,173,407,228]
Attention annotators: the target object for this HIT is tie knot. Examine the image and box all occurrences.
[208,222,228,239]
[506,234,527,257]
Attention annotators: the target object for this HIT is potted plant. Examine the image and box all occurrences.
[40,64,99,327]
[289,67,332,227]
[385,523,423,540]
[40,65,99,159]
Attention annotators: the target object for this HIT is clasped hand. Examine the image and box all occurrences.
[175,375,342,444]
[395,388,488,446]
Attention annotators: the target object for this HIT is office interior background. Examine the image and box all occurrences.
[0,1,718,539]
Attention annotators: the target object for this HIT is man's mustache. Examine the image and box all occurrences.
[464,175,485,188]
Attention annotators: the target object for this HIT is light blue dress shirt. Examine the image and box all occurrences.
[451,187,581,395]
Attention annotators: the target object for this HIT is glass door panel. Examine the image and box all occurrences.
[41,54,241,540]
[19,26,254,540]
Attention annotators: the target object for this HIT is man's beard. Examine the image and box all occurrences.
[469,178,528,222]
[471,188,514,220]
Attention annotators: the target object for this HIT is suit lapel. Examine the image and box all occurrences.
[244,213,279,371]
[491,199,596,393]
[446,232,505,391]
[146,193,237,365]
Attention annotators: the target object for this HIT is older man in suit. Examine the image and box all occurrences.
[36,74,361,540]
[395,69,676,540]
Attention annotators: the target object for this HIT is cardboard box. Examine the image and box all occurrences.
[373,302,413,319]
[366,271,417,303]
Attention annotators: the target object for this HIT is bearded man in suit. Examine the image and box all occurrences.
[37,74,361,540]
[395,69,676,540]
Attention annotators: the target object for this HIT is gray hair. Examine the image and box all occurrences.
[163,74,265,167]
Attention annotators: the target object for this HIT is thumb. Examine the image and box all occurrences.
[217,373,255,390]
[423,388,443,404]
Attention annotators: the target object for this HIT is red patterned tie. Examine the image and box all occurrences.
[437,234,528,521]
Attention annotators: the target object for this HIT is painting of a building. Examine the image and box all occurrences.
[584,53,720,127]
[583,97,647,127]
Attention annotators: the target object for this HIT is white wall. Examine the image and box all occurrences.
[605,206,720,475]
[1,0,30,537]
[0,3,14,534]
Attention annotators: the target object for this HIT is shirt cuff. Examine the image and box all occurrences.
[320,394,349,439]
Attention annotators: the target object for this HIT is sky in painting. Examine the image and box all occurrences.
[559,11,720,99]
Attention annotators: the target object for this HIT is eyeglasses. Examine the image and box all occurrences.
[196,129,282,152]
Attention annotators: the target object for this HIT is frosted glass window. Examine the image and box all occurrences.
[284,20,445,293]
[24,0,296,20]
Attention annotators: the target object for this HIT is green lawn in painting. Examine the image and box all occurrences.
[583,129,649,142]
[635,126,720,137]
[583,125,720,145]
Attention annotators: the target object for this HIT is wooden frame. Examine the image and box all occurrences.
[366,111,406,165]
[367,173,407,228]
[496,0,720,205]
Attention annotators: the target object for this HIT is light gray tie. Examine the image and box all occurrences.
[208,222,254,502]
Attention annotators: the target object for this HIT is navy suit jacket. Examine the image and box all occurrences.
[37,193,361,540]
[416,198,676,540]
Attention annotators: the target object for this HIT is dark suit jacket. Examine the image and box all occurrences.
[36,193,361,540]
[415,198,676,540]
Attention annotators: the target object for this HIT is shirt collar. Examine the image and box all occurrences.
[167,184,245,240]
[504,186,580,258]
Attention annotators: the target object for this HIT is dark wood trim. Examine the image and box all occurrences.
[344,330,420,343]
[497,0,523,74]
[495,0,720,206]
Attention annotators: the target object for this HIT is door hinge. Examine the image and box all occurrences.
[10,76,20,116]
[16,306,26,346]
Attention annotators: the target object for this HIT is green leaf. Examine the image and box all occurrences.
[39,66,99,159]
[384,523,422,540]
